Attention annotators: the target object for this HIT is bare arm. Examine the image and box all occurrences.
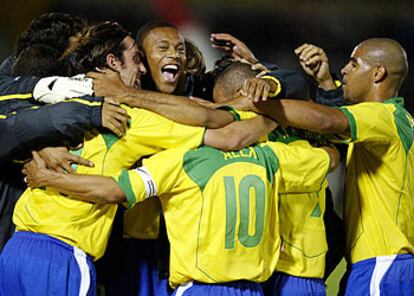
[117,90,234,129]
[320,146,341,172]
[23,152,125,204]
[89,69,233,128]
[250,99,349,135]
[204,115,277,151]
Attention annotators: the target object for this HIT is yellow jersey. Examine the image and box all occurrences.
[122,109,261,239]
[276,140,328,279]
[115,142,330,287]
[335,97,414,263]
[13,106,205,260]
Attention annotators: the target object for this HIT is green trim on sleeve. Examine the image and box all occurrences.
[339,107,357,142]
[217,106,241,121]
[116,171,136,208]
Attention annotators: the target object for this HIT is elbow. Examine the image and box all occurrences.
[220,133,246,151]
[204,111,233,129]
[323,146,341,172]
[313,113,338,134]
[90,187,125,204]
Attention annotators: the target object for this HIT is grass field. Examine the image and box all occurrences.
[326,259,347,295]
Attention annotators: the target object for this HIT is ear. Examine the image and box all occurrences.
[106,53,122,71]
[373,65,387,83]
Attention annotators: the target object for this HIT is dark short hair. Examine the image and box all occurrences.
[136,20,177,48]
[213,62,257,98]
[15,12,87,57]
[12,44,70,77]
[70,21,131,73]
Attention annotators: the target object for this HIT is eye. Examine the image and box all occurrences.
[177,45,186,54]
[133,54,140,64]
[158,45,168,51]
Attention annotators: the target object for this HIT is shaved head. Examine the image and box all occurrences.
[213,62,256,103]
[357,38,408,87]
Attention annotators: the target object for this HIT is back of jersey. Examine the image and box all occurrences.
[166,145,281,286]
[120,142,330,287]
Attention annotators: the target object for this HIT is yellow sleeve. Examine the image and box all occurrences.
[266,141,330,193]
[114,148,186,208]
[128,108,206,150]
[334,102,395,144]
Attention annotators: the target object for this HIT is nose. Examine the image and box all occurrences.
[166,47,180,59]
[341,63,349,76]
[139,62,147,75]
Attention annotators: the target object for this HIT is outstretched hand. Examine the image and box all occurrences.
[210,33,258,64]
[294,44,336,90]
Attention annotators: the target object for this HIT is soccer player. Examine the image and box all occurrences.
[0,40,129,254]
[0,21,275,295]
[239,38,414,296]
[0,12,87,75]
[211,61,331,296]
[21,138,339,296]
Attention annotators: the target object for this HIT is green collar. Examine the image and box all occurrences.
[384,97,404,106]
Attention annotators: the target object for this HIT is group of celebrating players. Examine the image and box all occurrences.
[0,11,412,296]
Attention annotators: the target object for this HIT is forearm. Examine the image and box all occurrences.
[123,90,234,128]
[36,170,125,204]
[252,99,349,134]
[0,101,101,165]
[204,115,277,151]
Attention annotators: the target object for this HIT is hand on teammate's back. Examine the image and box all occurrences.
[37,146,93,174]
[294,43,336,91]
[101,100,129,137]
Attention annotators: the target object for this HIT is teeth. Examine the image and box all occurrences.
[163,64,179,71]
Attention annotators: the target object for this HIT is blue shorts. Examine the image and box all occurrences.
[0,231,96,296]
[342,254,414,296]
[102,238,171,296]
[261,272,326,296]
[173,281,263,296]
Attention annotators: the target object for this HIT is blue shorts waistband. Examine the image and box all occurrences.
[14,231,92,261]
[352,253,414,268]
[192,280,261,287]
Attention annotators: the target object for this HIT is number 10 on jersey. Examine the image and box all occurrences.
[224,175,266,249]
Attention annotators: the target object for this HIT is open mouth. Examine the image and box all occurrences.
[161,64,180,83]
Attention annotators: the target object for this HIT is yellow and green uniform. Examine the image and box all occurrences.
[122,110,259,240]
[334,97,414,263]
[276,140,329,279]
[236,112,330,278]
[115,142,330,287]
[13,106,205,260]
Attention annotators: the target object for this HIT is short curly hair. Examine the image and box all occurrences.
[15,12,87,57]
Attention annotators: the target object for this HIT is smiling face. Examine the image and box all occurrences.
[142,27,187,94]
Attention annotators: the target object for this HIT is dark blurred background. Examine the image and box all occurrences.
[0,0,413,112]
